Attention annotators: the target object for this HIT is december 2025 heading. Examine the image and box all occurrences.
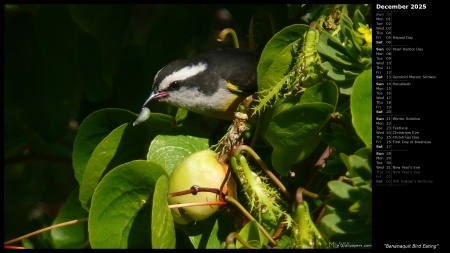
[376,4,426,10]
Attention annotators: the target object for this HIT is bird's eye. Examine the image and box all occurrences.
[169,81,180,90]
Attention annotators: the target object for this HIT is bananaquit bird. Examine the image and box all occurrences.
[133,48,259,126]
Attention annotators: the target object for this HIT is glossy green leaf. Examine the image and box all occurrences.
[175,108,189,125]
[272,234,293,249]
[351,69,372,147]
[340,15,362,53]
[348,155,372,181]
[318,214,349,234]
[51,188,88,249]
[176,212,235,249]
[257,24,309,92]
[321,131,360,155]
[327,181,354,200]
[79,113,174,211]
[88,160,168,248]
[328,121,366,153]
[265,102,334,175]
[317,31,358,68]
[354,147,372,179]
[353,9,366,28]
[322,61,355,82]
[331,118,365,148]
[343,36,360,62]
[299,80,338,108]
[72,108,137,185]
[354,147,372,160]
[152,176,176,249]
[339,153,353,177]
[324,198,354,215]
[259,95,301,143]
[351,177,366,187]
[186,218,222,249]
[348,195,372,215]
[236,220,262,249]
[317,213,372,248]
[147,127,209,175]
[341,151,372,183]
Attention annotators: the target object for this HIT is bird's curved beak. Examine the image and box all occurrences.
[133,91,168,126]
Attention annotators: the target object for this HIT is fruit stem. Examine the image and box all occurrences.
[225,196,278,247]
[168,185,221,198]
[234,145,292,200]
[217,28,240,49]
[224,232,256,249]
[168,201,227,209]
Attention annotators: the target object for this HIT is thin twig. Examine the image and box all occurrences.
[4,218,89,245]
[225,196,278,247]
[168,201,226,209]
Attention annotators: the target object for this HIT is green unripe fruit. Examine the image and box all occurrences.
[168,150,228,224]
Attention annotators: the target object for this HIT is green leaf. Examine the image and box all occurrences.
[340,15,362,53]
[348,155,372,181]
[317,213,372,248]
[88,160,168,249]
[354,147,372,161]
[339,153,353,177]
[353,9,366,28]
[351,69,372,147]
[322,61,361,80]
[236,220,262,249]
[317,31,359,68]
[152,176,176,249]
[354,148,372,178]
[348,194,372,215]
[147,127,209,175]
[175,108,189,125]
[323,131,361,155]
[257,24,309,92]
[51,188,88,249]
[330,118,366,151]
[72,108,137,185]
[299,80,339,108]
[79,113,174,211]
[259,95,301,143]
[265,102,334,175]
[341,149,372,182]
[351,177,366,187]
[327,181,354,200]
[176,212,235,249]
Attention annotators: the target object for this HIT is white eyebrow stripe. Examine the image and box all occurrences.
[159,62,207,90]
[154,68,163,83]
